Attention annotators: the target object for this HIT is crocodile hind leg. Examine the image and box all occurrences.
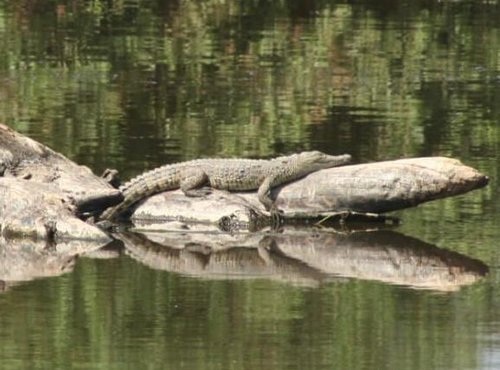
[180,169,212,197]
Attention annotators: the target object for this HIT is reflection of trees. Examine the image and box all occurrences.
[0,1,499,168]
[1,1,497,169]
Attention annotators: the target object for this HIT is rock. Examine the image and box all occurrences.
[0,124,119,242]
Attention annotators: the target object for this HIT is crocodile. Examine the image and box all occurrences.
[100,151,352,220]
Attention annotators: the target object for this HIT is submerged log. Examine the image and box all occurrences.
[132,157,488,230]
[117,229,488,291]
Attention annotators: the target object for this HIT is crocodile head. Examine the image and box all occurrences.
[294,151,352,171]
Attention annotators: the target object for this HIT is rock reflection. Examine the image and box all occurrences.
[119,229,488,291]
[265,231,489,291]
[0,238,113,292]
[121,232,326,287]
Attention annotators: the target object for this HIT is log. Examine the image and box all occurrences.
[116,229,488,291]
[132,157,488,229]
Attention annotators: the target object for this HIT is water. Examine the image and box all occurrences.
[0,0,499,369]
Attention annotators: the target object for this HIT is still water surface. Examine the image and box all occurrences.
[0,1,499,369]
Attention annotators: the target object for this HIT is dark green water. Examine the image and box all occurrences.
[0,1,499,369]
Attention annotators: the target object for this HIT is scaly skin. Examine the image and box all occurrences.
[100,151,351,220]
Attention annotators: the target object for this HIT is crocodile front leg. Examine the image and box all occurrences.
[258,176,284,227]
[180,169,211,197]
[257,176,276,211]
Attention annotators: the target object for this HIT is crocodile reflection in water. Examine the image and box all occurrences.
[117,229,488,292]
